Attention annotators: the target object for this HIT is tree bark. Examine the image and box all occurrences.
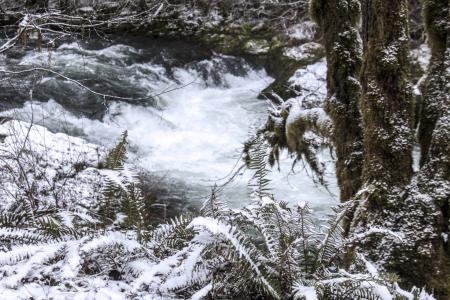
[418,0,449,167]
[310,0,364,203]
[349,0,450,296]
[412,0,450,296]
[360,0,414,203]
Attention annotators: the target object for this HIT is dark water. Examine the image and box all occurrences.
[0,35,260,117]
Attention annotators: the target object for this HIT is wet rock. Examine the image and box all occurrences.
[244,39,270,55]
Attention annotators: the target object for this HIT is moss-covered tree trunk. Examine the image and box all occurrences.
[418,0,449,166]
[349,0,416,284]
[413,0,450,296]
[360,0,414,202]
[418,1,450,212]
[349,0,450,297]
[309,0,364,202]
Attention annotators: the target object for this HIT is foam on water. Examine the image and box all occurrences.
[1,42,337,214]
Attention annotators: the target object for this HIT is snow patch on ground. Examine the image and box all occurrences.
[294,285,318,300]
[286,21,317,41]
[288,58,327,97]
[0,119,106,208]
[283,42,323,61]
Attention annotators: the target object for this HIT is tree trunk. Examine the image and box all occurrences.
[413,0,450,296]
[310,0,364,203]
[418,0,449,167]
[349,0,450,296]
[349,0,416,282]
[360,0,414,203]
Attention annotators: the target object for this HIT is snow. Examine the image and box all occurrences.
[61,240,82,279]
[288,58,327,97]
[371,284,394,300]
[358,253,379,277]
[80,232,141,253]
[283,42,322,61]
[261,196,275,206]
[188,216,230,236]
[244,39,270,54]
[0,280,134,300]
[284,58,329,151]
[58,42,141,60]
[411,44,431,71]
[99,167,137,191]
[77,6,95,13]
[294,285,318,300]
[191,283,212,300]
[286,21,317,41]
[381,44,399,66]
[287,105,329,131]
[353,226,405,242]
[1,243,64,288]
[160,245,207,292]
[297,200,307,209]
[0,119,107,209]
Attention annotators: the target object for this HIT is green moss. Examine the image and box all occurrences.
[418,0,449,166]
[309,0,325,26]
[360,0,414,197]
[195,22,317,102]
[195,22,284,57]
[261,50,324,101]
[422,0,448,54]
[310,0,364,202]
[414,3,450,295]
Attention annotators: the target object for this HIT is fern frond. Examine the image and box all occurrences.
[0,242,64,288]
[313,203,351,271]
[0,228,52,245]
[245,135,272,200]
[98,132,147,232]
[188,216,280,299]
[201,184,228,219]
[104,130,128,170]
[0,211,21,227]
[147,215,194,255]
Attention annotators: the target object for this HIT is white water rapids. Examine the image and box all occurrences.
[0,40,337,216]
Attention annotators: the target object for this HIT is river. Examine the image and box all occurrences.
[0,35,337,218]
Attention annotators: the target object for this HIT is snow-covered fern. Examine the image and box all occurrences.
[0,127,435,299]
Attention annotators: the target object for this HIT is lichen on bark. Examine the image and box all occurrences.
[359,0,414,203]
[309,0,364,202]
[349,0,450,297]
[418,0,449,167]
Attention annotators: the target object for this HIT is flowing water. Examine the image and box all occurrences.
[0,36,337,217]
